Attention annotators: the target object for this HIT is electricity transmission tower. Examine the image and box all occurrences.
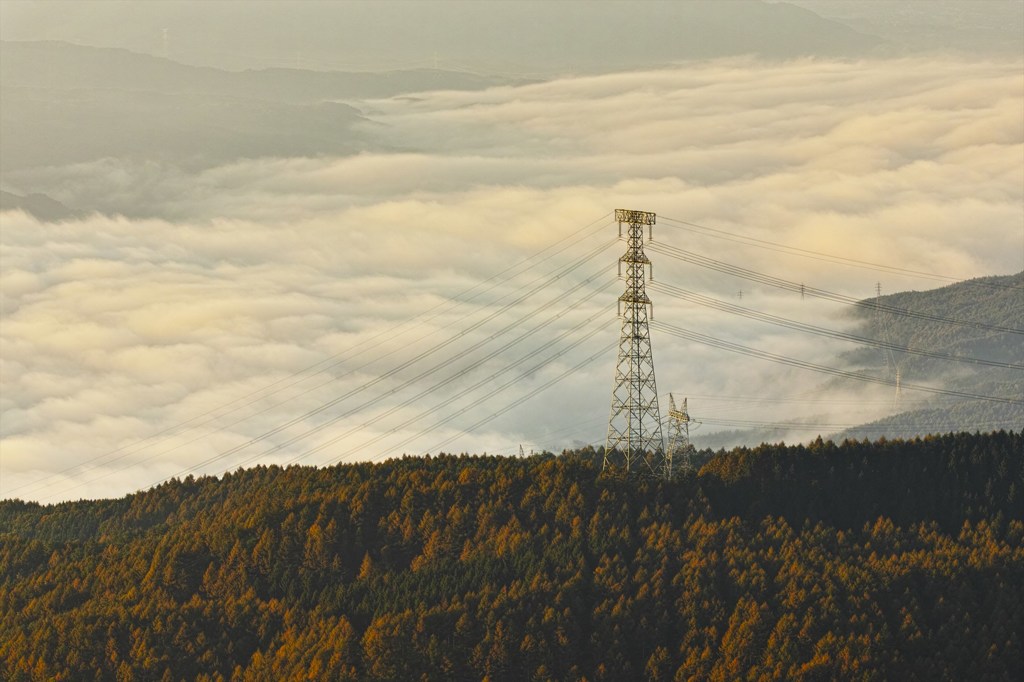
[605,209,665,475]
[874,283,903,406]
[665,394,696,478]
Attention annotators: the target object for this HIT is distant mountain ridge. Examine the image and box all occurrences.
[0,40,515,175]
[0,40,513,101]
[0,190,83,221]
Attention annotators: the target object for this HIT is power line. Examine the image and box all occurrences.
[649,281,1023,370]
[164,261,611,469]
[40,251,616,501]
[7,215,616,497]
[487,417,609,457]
[659,215,1023,291]
[148,304,611,487]
[651,320,1024,406]
[698,416,1019,432]
[647,242,1024,335]
[295,308,613,468]
[414,341,619,460]
[680,393,939,407]
[248,280,611,471]
[27,236,617,499]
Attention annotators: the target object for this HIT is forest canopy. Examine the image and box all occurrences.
[1,431,1022,681]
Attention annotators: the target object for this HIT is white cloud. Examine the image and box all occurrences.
[1,56,1021,501]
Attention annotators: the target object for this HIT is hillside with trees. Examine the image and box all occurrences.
[835,272,1023,441]
[2,431,1022,681]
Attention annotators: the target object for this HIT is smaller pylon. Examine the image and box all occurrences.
[874,282,904,405]
[665,394,697,477]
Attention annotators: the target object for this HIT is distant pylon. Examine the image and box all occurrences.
[605,209,665,475]
[874,282,903,406]
[665,394,696,477]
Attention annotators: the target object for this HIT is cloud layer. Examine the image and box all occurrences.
[2,56,1022,501]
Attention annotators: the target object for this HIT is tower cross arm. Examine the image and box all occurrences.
[615,209,656,225]
[619,291,652,305]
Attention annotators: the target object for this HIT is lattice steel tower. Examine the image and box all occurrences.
[875,282,903,407]
[605,209,665,474]
[665,394,696,478]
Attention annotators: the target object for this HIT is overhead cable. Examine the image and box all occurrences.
[650,280,1023,370]
[651,320,1024,406]
[659,215,1022,291]
[647,241,1024,336]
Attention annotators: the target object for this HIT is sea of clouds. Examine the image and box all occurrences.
[2,56,1021,501]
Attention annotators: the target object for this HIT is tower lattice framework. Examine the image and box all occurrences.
[605,209,665,474]
[874,282,903,407]
[665,394,696,478]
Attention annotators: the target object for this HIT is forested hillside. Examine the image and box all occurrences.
[836,272,1024,441]
[2,431,1022,681]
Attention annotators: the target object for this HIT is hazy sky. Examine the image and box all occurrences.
[1,2,1022,502]
[0,0,879,72]
[3,0,1021,73]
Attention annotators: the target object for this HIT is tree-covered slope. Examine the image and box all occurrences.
[2,431,1021,681]
[836,272,1023,441]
